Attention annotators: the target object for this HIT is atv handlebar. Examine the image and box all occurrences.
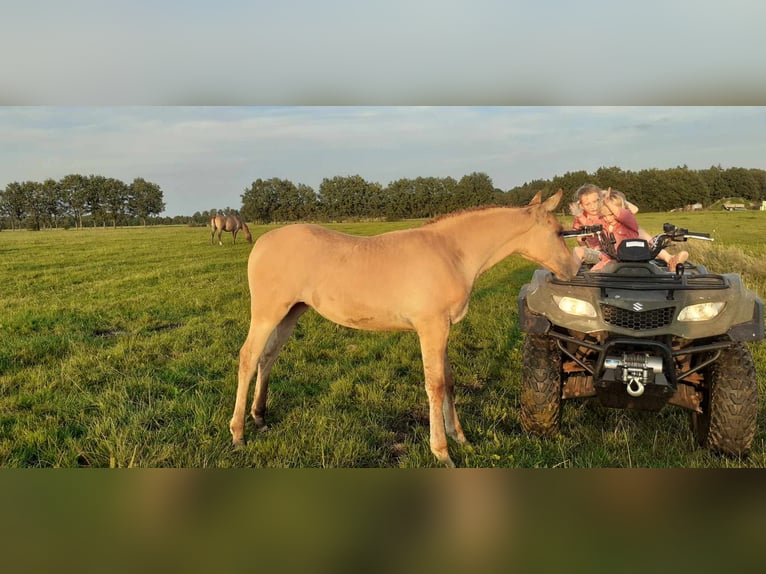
[562,222,714,261]
[650,224,714,257]
[560,224,603,239]
[660,223,713,241]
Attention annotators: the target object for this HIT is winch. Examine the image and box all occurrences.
[603,353,664,397]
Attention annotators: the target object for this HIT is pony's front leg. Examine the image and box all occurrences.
[230,322,276,446]
[443,352,469,445]
[417,321,455,468]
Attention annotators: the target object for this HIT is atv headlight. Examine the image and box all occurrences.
[553,295,597,317]
[678,302,725,322]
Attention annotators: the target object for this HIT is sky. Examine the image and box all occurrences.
[2,2,766,216]
[2,106,766,216]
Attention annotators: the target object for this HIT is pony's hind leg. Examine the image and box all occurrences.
[443,353,468,445]
[250,303,309,429]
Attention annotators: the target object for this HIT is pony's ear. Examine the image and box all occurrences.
[528,191,542,205]
[541,189,563,212]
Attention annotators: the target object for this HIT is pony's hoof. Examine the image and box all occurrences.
[232,438,246,448]
[451,433,470,446]
[434,451,456,468]
[256,424,270,433]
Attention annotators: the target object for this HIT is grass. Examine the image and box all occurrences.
[1,211,765,467]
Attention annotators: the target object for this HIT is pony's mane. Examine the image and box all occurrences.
[425,204,518,225]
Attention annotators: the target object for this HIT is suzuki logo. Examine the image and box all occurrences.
[632,302,644,312]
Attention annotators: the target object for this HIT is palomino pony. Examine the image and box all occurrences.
[210,214,252,246]
[230,190,578,467]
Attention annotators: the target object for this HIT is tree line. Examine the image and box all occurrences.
[4,165,765,230]
[240,172,497,223]
[0,174,165,230]
[239,165,766,224]
[504,165,766,212]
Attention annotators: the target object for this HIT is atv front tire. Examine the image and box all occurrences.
[520,334,562,436]
[690,342,759,457]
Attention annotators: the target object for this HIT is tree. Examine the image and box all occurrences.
[22,181,46,230]
[86,175,106,227]
[722,167,760,201]
[242,178,282,223]
[40,178,65,228]
[699,165,731,205]
[664,166,709,209]
[749,169,766,202]
[241,178,317,223]
[60,173,89,228]
[129,177,165,226]
[453,172,495,211]
[551,170,590,200]
[505,179,550,206]
[103,178,129,227]
[635,169,666,211]
[1,181,28,230]
[319,175,379,220]
[383,178,415,220]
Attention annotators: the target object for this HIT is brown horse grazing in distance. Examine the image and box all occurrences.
[230,190,578,467]
[210,214,252,246]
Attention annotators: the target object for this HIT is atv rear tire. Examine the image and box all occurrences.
[690,342,759,457]
[520,334,562,436]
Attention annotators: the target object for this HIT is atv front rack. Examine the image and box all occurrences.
[550,268,730,292]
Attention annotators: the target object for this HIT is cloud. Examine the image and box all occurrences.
[2,106,766,215]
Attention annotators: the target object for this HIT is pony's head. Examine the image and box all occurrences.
[242,222,253,244]
[521,190,578,280]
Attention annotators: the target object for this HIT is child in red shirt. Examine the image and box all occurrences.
[572,185,689,272]
[571,184,605,265]
[590,190,639,270]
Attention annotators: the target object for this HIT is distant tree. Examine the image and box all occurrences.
[699,165,731,205]
[722,167,760,201]
[103,178,129,227]
[86,175,106,227]
[383,178,414,220]
[241,178,317,223]
[452,172,495,211]
[551,170,590,201]
[318,175,380,220]
[593,166,638,193]
[1,181,29,229]
[60,173,89,228]
[749,169,766,202]
[635,169,666,211]
[40,178,65,228]
[412,176,457,218]
[294,183,318,220]
[505,179,550,206]
[662,166,709,209]
[21,181,46,230]
[128,177,165,226]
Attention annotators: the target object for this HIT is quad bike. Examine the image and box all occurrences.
[518,223,764,456]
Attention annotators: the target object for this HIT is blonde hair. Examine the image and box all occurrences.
[606,189,628,209]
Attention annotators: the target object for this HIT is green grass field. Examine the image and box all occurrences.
[1,210,765,467]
